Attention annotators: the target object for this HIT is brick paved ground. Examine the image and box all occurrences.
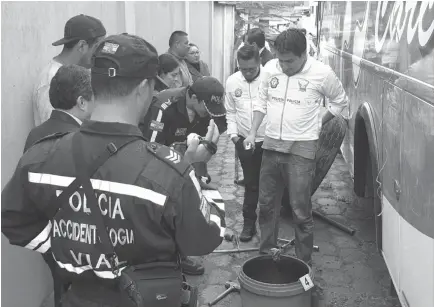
[188,134,402,307]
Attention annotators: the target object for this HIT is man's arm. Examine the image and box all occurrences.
[140,101,170,145]
[320,69,349,125]
[248,69,269,138]
[34,85,54,126]
[172,169,224,255]
[1,162,51,254]
[224,83,239,142]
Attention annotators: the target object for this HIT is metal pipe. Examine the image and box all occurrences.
[212,238,319,254]
[313,210,356,236]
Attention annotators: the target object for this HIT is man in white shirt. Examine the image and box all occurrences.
[33,14,106,126]
[244,28,348,265]
[225,44,267,242]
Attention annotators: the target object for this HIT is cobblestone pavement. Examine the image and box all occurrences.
[187,134,402,307]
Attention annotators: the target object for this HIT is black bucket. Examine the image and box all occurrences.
[238,255,314,307]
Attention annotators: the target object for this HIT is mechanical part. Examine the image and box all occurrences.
[312,210,356,236]
[212,237,319,254]
[207,281,241,306]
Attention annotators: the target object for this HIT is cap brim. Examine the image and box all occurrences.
[155,75,168,87]
[52,37,78,46]
[205,103,226,117]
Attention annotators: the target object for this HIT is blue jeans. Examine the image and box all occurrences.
[258,149,316,264]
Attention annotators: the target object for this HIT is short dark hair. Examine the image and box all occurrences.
[49,65,93,110]
[274,28,307,57]
[91,58,146,99]
[158,54,179,75]
[188,43,198,49]
[237,44,260,62]
[246,28,266,48]
[169,31,188,47]
[64,36,102,50]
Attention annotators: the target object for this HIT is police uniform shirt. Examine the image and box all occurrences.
[1,121,224,282]
[140,87,227,147]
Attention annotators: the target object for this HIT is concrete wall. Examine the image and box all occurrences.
[126,1,215,76]
[1,2,234,307]
[213,3,235,84]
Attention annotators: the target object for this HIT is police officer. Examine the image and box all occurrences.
[140,76,227,189]
[140,76,226,275]
[2,34,224,307]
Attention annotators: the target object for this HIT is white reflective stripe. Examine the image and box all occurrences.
[28,172,167,206]
[35,238,51,253]
[210,214,225,237]
[54,258,126,279]
[24,221,52,250]
[202,190,223,201]
[203,190,225,212]
[150,110,163,142]
[189,170,203,197]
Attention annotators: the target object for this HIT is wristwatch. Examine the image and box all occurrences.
[199,139,218,155]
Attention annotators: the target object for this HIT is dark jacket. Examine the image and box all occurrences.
[24,110,80,153]
[140,87,227,146]
[2,121,224,291]
[186,60,210,83]
[260,48,274,67]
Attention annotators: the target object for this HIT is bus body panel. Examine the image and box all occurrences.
[319,1,434,306]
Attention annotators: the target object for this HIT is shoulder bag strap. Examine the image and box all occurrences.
[49,133,142,273]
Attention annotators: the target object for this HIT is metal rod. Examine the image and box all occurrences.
[212,247,259,254]
[212,237,319,254]
[313,210,356,236]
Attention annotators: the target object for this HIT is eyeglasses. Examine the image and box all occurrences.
[188,51,200,55]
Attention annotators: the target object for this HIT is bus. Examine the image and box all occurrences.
[317,2,434,307]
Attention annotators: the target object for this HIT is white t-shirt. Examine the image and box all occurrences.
[33,60,62,126]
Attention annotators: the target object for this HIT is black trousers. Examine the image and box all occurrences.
[235,137,290,222]
[235,137,263,222]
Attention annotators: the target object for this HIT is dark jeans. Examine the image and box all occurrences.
[258,149,316,264]
[42,253,70,307]
[235,137,263,222]
[235,137,290,222]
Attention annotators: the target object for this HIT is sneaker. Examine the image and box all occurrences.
[239,220,257,242]
[180,257,205,276]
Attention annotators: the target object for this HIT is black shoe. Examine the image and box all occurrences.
[239,220,257,242]
[180,257,205,276]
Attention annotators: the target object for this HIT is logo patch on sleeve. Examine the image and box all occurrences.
[175,128,187,136]
[234,88,242,97]
[270,77,279,88]
[150,120,164,132]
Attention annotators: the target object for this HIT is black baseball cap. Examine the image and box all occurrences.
[91,33,159,80]
[52,14,106,46]
[191,76,226,117]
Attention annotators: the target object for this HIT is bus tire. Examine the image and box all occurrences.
[354,106,382,251]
